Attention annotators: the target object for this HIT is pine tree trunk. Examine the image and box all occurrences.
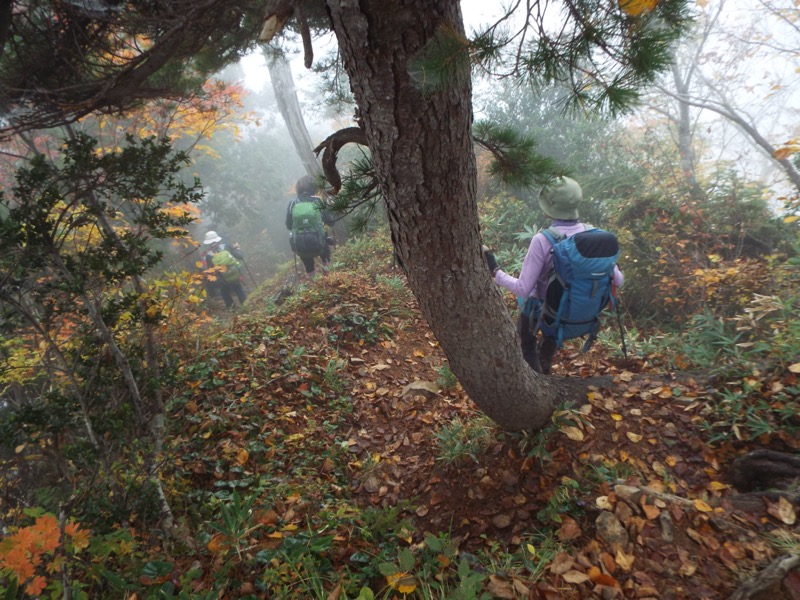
[327,0,568,431]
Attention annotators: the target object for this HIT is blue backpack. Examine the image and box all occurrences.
[522,226,620,350]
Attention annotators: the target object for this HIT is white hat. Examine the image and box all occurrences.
[203,231,222,245]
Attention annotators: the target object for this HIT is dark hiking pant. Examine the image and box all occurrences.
[299,237,333,274]
[219,279,246,308]
[518,312,558,374]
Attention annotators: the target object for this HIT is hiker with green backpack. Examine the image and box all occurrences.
[201,230,247,310]
[286,175,335,280]
[483,177,625,374]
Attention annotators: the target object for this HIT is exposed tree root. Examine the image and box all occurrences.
[727,553,800,600]
[728,450,800,493]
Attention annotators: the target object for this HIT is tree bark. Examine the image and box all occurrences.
[326,0,565,431]
[727,449,800,493]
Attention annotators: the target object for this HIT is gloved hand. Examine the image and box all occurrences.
[482,245,499,275]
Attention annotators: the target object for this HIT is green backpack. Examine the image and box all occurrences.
[211,249,242,282]
[291,198,325,258]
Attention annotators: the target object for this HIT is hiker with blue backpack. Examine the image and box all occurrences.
[483,177,624,374]
[201,231,247,309]
[286,175,335,280]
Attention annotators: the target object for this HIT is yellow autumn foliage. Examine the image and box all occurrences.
[619,0,658,16]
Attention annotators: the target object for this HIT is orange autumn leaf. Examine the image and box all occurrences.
[587,566,618,587]
[32,514,60,553]
[9,526,37,550]
[773,147,796,160]
[25,575,47,596]
[0,545,35,580]
[207,533,229,553]
[64,520,91,549]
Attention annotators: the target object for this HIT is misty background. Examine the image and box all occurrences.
[186,0,799,286]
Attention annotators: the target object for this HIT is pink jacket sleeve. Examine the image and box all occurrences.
[493,226,624,299]
[494,232,552,299]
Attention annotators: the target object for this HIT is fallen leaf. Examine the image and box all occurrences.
[626,432,643,443]
[562,426,585,441]
[767,496,797,525]
[693,499,713,512]
[549,552,575,574]
[557,516,581,541]
[788,362,800,374]
[562,570,590,584]
[678,560,697,577]
[401,380,439,396]
[615,549,635,571]
[492,514,513,529]
[596,496,614,510]
[641,503,661,520]
[487,575,515,599]
[326,583,342,600]
[512,578,530,595]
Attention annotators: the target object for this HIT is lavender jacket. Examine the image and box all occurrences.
[494,220,625,300]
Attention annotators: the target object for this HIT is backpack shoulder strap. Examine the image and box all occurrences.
[541,226,565,246]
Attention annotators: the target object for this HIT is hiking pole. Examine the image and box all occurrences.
[240,257,257,286]
[615,298,629,362]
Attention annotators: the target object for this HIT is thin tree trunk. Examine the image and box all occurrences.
[80,192,175,530]
[0,291,100,450]
[670,63,704,201]
[266,50,321,178]
[327,0,566,431]
[51,252,148,427]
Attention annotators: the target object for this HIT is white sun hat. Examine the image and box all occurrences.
[203,231,222,245]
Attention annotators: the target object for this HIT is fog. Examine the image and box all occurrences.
[195,0,798,287]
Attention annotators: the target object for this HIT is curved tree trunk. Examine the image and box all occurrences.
[326,0,565,431]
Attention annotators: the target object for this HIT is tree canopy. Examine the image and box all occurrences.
[0,0,263,134]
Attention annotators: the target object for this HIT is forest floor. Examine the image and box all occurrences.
[183,267,800,599]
